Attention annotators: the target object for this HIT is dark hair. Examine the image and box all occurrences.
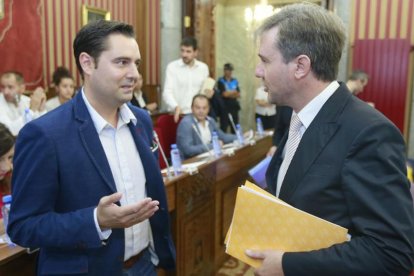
[1,71,24,84]
[257,3,346,81]
[349,69,369,81]
[191,94,210,107]
[73,20,135,79]
[181,37,198,50]
[52,67,73,86]
[0,123,14,157]
[224,63,234,71]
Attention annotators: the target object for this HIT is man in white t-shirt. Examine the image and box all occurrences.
[0,71,47,135]
[162,37,212,122]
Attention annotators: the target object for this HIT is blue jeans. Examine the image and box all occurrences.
[122,248,157,276]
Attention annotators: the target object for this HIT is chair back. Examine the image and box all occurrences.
[154,115,181,168]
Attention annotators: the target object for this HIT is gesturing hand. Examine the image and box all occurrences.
[97,192,159,229]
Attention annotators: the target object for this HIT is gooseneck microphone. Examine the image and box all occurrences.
[191,124,214,158]
[153,131,173,178]
[228,113,237,134]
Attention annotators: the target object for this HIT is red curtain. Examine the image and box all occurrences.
[352,39,411,134]
[0,0,43,90]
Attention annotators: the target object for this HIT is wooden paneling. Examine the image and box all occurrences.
[41,0,137,87]
[136,0,161,106]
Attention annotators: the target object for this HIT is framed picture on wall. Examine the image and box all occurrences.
[81,5,110,26]
[0,0,4,20]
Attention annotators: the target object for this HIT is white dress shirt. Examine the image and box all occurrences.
[0,93,47,135]
[197,120,211,145]
[162,58,209,114]
[81,90,157,263]
[45,96,61,111]
[276,81,340,196]
[255,86,276,116]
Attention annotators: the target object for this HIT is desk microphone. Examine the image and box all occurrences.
[153,131,173,178]
[228,113,237,134]
[191,124,214,158]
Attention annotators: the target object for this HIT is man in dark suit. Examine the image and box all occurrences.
[267,106,292,156]
[8,20,175,275]
[246,3,414,275]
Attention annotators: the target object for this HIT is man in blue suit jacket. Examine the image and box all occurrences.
[246,3,414,275]
[8,20,175,275]
[176,94,236,159]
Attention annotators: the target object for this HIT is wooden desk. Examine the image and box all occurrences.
[0,135,272,276]
[163,135,272,275]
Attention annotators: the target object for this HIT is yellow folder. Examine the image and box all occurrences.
[225,181,349,268]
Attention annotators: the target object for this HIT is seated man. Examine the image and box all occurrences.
[0,71,47,135]
[177,94,236,159]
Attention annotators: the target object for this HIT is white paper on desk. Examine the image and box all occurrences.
[161,160,207,174]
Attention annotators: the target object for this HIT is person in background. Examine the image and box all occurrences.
[0,71,46,135]
[217,63,240,133]
[255,84,276,130]
[266,106,292,157]
[176,94,236,159]
[162,37,212,123]
[8,20,175,275]
[45,67,75,111]
[346,69,369,95]
[248,3,414,275]
[346,69,374,107]
[130,72,158,113]
[0,123,14,216]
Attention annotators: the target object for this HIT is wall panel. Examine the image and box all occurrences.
[41,0,137,87]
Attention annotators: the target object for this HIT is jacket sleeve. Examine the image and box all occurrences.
[8,123,102,249]
[282,121,414,275]
[176,118,212,158]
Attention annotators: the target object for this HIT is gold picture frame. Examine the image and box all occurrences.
[0,0,4,20]
[81,5,110,26]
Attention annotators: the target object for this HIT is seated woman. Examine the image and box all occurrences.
[45,67,75,111]
[176,94,236,159]
[0,123,15,216]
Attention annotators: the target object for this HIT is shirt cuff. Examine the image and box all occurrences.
[94,207,112,240]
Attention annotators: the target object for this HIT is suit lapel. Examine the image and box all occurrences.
[278,84,352,201]
[127,119,160,199]
[74,92,117,193]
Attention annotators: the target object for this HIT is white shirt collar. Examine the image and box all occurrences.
[178,58,200,68]
[296,81,339,129]
[81,87,137,134]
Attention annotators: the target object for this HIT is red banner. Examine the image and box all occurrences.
[0,0,43,90]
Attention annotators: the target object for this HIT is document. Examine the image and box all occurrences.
[200,77,216,94]
[225,181,349,268]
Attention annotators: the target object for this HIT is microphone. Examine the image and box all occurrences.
[228,113,237,134]
[191,124,214,158]
[153,131,173,178]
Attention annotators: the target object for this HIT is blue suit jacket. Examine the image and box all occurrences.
[176,114,236,159]
[8,92,176,275]
[266,83,414,275]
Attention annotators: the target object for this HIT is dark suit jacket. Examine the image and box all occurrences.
[272,106,292,146]
[9,92,176,275]
[266,83,414,275]
[130,91,148,109]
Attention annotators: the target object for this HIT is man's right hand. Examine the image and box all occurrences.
[30,87,46,111]
[174,106,181,123]
[96,192,159,229]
